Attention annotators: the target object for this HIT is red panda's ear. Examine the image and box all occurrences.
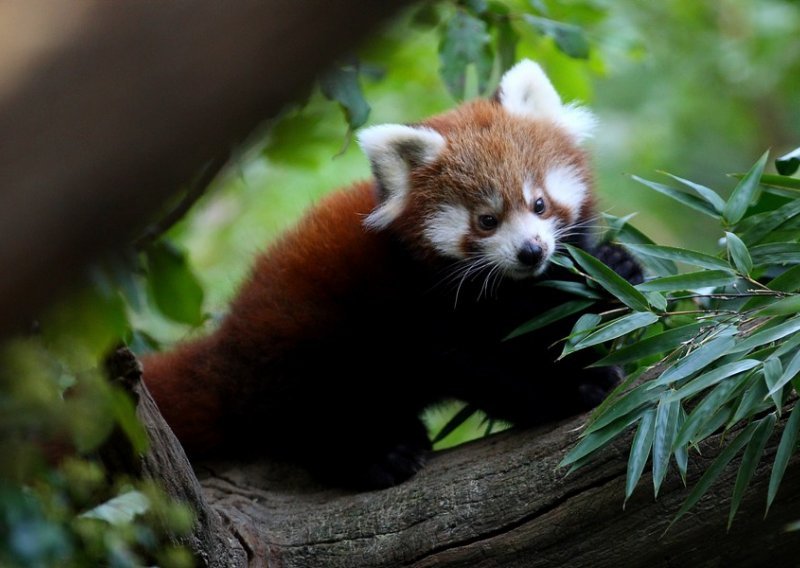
[358,124,446,230]
[497,60,596,144]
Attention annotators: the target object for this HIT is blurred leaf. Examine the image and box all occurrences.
[573,312,659,350]
[757,174,800,196]
[632,175,719,218]
[725,232,753,276]
[637,270,737,293]
[145,241,205,326]
[767,402,800,514]
[496,17,519,72]
[461,0,488,14]
[669,421,758,530]
[724,151,769,225]
[662,172,726,213]
[750,243,800,265]
[566,245,650,312]
[504,299,594,340]
[775,147,800,176]
[665,360,760,402]
[536,280,603,299]
[652,393,680,497]
[625,409,655,505]
[411,4,441,27]
[593,322,703,367]
[523,15,590,59]
[730,316,800,355]
[652,333,736,388]
[623,243,730,272]
[80,490,150,525]
[432,403,479,444]
[109,388,148,455]
[319,61,371,131]
[439,10,494,99]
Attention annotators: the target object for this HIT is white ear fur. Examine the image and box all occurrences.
[358,124,446,230]
[498,59,596,144]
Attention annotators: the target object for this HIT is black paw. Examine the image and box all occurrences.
[361,441,429,490]
[593,243,644,285]
[576,366,622,410]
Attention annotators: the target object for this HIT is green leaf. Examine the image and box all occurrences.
[637,270,737,293]
[606,214,677,277]
[584,382,663,435]
[319,61,371,131]
[586,366,647,426]
[573,312,659,350]
[145,241,205,326]
[625,409,656,504]
[623,244,731,272]
[662,172,726,213]
[724,151,769,225]
[730,316,800,355]
[560,408,647,468]
[432,403,479,444]
[767,402,800,514]
[766,348,800,399]
[674,378,743,448]
[504,299,594,340]
[750,242,800,265]
[523,15,590,59]
[496,17,519,73]
[763,357,784,411]
[566,245,650,312]
[80,490,150,524]
[593,322,704,367]
[775,147,800,176]
[737,199,800,245]
[755,295,800,317]
[439,10,494,100]
[536,279,602,299]
[674,407,689,484]
[669,422,758,531]
[758,173,800,194]
[559,312,602,358]
[731,380,771,425]
[725,232,753,276]
[742,264,800,311]
[632,175,720,218]
[652,394,681,497]
[651,334,736,388]
[666,360,761,402]
[645,292,668,311]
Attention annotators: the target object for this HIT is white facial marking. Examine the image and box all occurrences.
[483,211,555,277]
[522,180,535,208]
[544,166,587,221]
[358,124,446,230]
[498,59,596,144]
[424,204,470,259]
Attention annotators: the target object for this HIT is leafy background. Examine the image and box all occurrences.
[1,0,800,565]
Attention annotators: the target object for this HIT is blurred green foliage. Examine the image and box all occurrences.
[1,0,799,563]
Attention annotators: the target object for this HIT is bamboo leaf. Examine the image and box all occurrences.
[763,357,784,411]
[584,382,663,435]
[637,270,737,293]
[725,232,753,276]
[662,172,726,213]
[758,173,800,194]
[724,151,769,225]
[605,214,678,277]
[730,379,771,425]
[766,348,800,398]
[674,378,743,448]
[730,316,800,355]
[566,245,651,312]
[432,403,479,444]
[767,402,800,514]
[729,414,776,529]
[574,312,660,350]
[536,280,603,299]
[652,394,681,497]
[674,407,689,484]
[625,409,656,505]
[632,175,720,218]
[559,312,603,358]
[651,334,736,388]
[559,409,647,468]
[592,322,704,367]
[750,242,800,265]
[737,199,800,245]
[623,244,731,272]
[755,295,800,317]
[504,299,594,340]
[666,360,761,402]
[669,422,758,531]
[742,264,800,311]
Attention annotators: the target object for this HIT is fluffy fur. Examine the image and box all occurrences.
[143,61,642,489]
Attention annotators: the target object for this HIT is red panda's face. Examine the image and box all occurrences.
[359,60,596,280]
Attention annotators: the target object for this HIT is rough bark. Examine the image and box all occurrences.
[110,347,800,567]
[0,0,409,338]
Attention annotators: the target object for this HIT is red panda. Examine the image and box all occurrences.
[143,60,642,489]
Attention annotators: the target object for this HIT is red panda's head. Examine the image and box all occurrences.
[358,60,597,280]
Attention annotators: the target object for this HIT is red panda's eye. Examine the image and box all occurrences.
[478,214,498,231]
[533,198,546,215]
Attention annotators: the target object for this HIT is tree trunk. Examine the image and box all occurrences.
[107,348,800,567]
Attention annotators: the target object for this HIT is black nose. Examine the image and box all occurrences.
[517,242,543,266]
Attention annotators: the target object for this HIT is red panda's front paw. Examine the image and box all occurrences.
[592,243,644,285]
[362,441,429,490]
[576,365,622,410]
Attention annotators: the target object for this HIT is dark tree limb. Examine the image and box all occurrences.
[109,347,800,567]
[0,0,409,338]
